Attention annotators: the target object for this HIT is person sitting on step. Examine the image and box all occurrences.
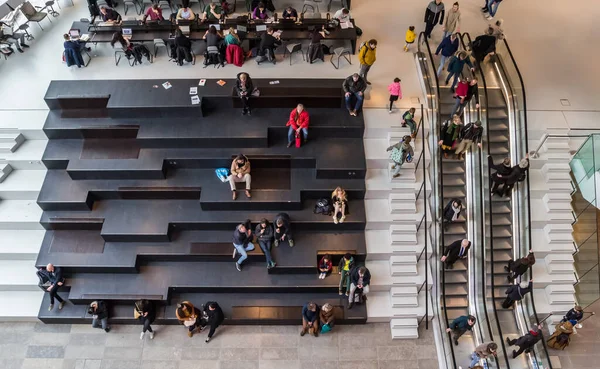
[255,218,276,269]
[38,263,66,311]
[286,103,309,148]
[233,219,254,272]
[348,266,370,309]
[228,154,251,200]
[332,187,348,224]
[273,213,294,247]
[318,254,332,279]
[300,302,320,337]
[89,300,111,332]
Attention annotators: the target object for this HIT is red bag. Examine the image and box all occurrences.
[295,132,301,148]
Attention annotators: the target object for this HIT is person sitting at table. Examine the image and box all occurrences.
[333,7,352,23]
[63,34,86,68]
[282,6,298,20]
[99,6,121,24]
[249,27,281,63]
[286,104,309,148]
[110,32,151,64]
[176,1,196,22]
[224,27,241,46]
[143,3,164,22]
[174,28,193,65]
[202,2,222,22]
[307,26,326,63]
[204,26,223,47]
[252,2,269,20]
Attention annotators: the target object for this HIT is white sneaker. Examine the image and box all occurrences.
[388,110,393,114]
[149,332,154,339]
[140,332,144,340]
[485,14,493,20]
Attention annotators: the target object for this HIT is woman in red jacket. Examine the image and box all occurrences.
[286,104,310,148]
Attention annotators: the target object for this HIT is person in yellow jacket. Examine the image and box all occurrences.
[404,26,416,52]
[358,39,377,85]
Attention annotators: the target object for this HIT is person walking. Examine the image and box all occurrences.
[387,77,402,113]
[387,135,414,178]
[202,301,224,343]
[233,220,254,272]
[135,299,156,339]
[443,2,461,38]
[445,51,474,92]
[435,33,459,77]
[484,0,503,20]
[255,218,276,269]
[402,108,418,138]
[442,198,463,230]
[358,39,377,85]
[424,0,445,39]
[502,280,533,309]
[404,26,416,52]
[506,325,543,358]
[441,238,471,269]
[455,120,484,160]
[505,250,535,282]
[469,342,498,368]
[446,315,476,345]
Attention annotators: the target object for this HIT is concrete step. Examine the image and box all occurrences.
[388,163,416,182]
[0,230,44,260]
[0,133,25,154]
[0,260,39,291]
[367,259,431,291]
[545,254,574,265]
[391,295,419,307]
[389,259,418,276]
[390,224,417,235]
[0,163,13,183]
[0,110,48,140]
[389,192,417,204]
[545,284,575,295]
[0,140,47,170]
[545,223,573,235]
[390,254,417,265]
[545,261,574,275]
[0,169,46,200]
[531,230,573,256]
[532,289,575,316]
[367,290,433,321]
[391,318,419,339]
[0,291,43,321]
[543,140,571,153]
[0,200,43,230]
[391,286,418,297]
[541,162,572,173]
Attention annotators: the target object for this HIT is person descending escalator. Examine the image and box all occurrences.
[506,324,543,358]
[504,250,535,282]
[446,315,476,345]
[502,279,533,309]
[469,341,497,368]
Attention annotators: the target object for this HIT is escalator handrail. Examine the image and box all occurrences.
[460,31,512,369]
[498,38,554,367]
[418,31,458,369]
[458,32,496,345]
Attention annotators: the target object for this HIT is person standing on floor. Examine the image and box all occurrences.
[233,219,254,272]
[202,301,224,343]
[443,2,461,38]
[338,253,355,296]
[404,26,416,52]
[502,280,533,309]
[506,325,543,358]
[446,315,476,345]
[547,320,576,350]
[38,264,66,311]
[469,342,498,368]
[89,301,110,332]
[435,33,459,77]
[348,266,371,309]
[358,39,377,85]
[445,51,474,92]
[441,238,471,269]
[505,250,535,282]
[135,299,156,339]
[455,120,484,160]
[274,213,294,247]
[484,0,503,20]
[424,0,445,39]
[387,77,402,113]
[387,135,415,178]
[255,218,276,269]
[561,305,584,324]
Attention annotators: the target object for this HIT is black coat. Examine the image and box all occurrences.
[514,331,542,348]
[204,302,224,326]
[443,199,462,221]
[233,220,252,245]
[472,35,496,60]
[489,156,512,176]
[349,266,371,286]
[274,213,291,237]
[564,308,584,322]
[91,301,109,320]
[443,240,471,260]
[255,221,274,242]
[136,300,156,323]
[235,73,254,97]
[505,281,532,301]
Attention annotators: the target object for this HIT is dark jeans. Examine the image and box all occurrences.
[424,21,436,38]
[287,126,308,144]
[345,92,363,112]
[446,71,460,90]
[258,239,274,266]
[202,321,221,338]
[507,338,530,357]
[140,317,153,333]
[451,328,467,342]
[239,95,251,112]
[48,284,64,304]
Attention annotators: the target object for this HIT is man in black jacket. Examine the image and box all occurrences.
[39,264,66,311]
[455,120,484,160]
[255,218,276,269]
[472,27,497,67]
[89,301,110,332]
[489,155,512,194]
[256,27,281,63]
[493,158,529,197]
[502,280,533,309]
[506,325,543,358]
[423,0,445,39]
[348,266,371,309]
[233,220,254,272]
[274,213,294,247]
[343,73,367,116]
[441,239,471,269]
[202,301,224,343]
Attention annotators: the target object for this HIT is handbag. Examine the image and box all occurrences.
[390,147,404,164]
[321,323,331,333]
[251,88,260,97]
[183,316,196,327]
[295,131,301,148]
[215,168,229,182]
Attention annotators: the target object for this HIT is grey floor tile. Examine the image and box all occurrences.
[260,347,298,360]
[339,346,377,360]
[377,360,407,369]
[34,323,72,333]
[106,325,142,334]
[260,333,299,347]
[300,361,339,369]
[220,361,259,369]
[99,360,141,369]
[338,361,378,369]
[415,343,438,359]
[69,325,104,334]
[83,360,101,369]
[179,360,219,369]
[261,326,300,335]
[217,326,259,335]
[220,333,262,348]
[259,360,301,369]
[298,346,337,361]
[22,358,65,369]
[104,333,144,348]
[26,345,65,359]
[64,345,105,360]
[0,332,31,345]
[0,343,28,358]
[102,346,142,360]
[220,347,260,361]
[0,322,35,333]
[142,346,182,361]
[61,359,85,369]
[418,358,439,369]
[139,361,179,369]
[377,346,417,361]
[69,333,108,346]
[0,358,22,369]
[180,347,221,360]
[30,332,71,346]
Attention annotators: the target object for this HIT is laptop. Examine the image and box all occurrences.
[68,28,81,40]
[237,25,247,33]
[179,25,190,35]
[256,24,267,32]
[122,28,132,39]
[211,23,221,31]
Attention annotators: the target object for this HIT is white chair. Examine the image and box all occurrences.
[302,0,323,14]
[153,38,167,57]
[330,47,351,69]
[283,43,304,65]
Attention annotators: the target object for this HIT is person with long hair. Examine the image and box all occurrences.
[135,299,156,339]
[331,187,348,224]
[234,73,254,115]
[224,27,241,46]
[175,301,202,337]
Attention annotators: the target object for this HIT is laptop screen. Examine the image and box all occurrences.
[69,29,80,38]
[237,25,247,32]
[122,28,132,36]
[256,24,267,32]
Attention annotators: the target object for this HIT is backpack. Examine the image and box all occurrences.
[204,46,224,68]
[215,168,229,182]
[314,197,333,215]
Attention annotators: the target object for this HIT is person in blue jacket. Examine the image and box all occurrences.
[63,34,86,68]
[300,302,320,337]
[445,50,474,91]
[435,33,459,76]
[446,315,476,345]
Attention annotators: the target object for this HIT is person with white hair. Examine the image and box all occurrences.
[37,263,66,311]
[440,239,471,269]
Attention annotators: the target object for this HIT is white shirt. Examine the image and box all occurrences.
[333,9,351,23]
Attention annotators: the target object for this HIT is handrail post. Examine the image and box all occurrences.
[422,102,428,330]
[529,133,549,159]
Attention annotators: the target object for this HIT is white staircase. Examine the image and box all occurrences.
[0,110,49,320]
[528,135,577,318]
[362,108,433,339]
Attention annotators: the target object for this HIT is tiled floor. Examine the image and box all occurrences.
[0,322,438,369]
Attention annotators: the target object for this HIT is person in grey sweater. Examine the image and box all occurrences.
[255,218,276,269]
